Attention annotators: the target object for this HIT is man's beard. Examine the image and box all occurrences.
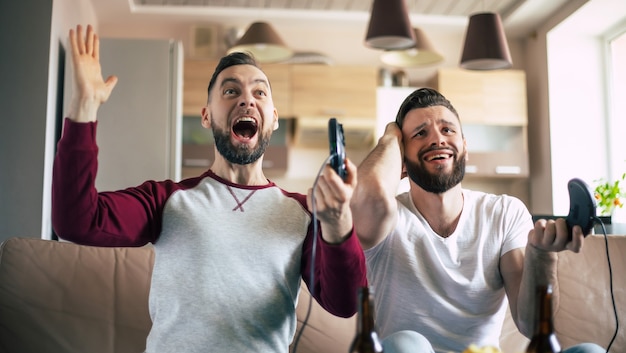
[405,149,466,194]
[211,118,271,165]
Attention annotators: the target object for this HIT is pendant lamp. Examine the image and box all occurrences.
[365,0,415,50]
[460,12,512,70]
[227,22,293,63]
[380,27,444,67]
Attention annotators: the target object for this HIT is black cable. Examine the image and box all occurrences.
[291,154,333,353]
[592,217,618,353]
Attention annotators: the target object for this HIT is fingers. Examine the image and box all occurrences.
[309,163,352,216]
[69,25,97,56]
[93,30,100,60]
[344,158,357,186]
[104,75,119,95]
[567,225,584,253]
[86,25,95,57]
[385,121,401,135]
[530,218,583,253]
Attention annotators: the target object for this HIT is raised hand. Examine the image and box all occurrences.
[68,24,118,122]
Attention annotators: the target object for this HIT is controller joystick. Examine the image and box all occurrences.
[565,178,597,237]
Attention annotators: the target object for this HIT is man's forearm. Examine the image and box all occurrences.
[355,133,403,201]
[517,244,559,337]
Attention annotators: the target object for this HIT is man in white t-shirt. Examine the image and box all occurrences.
[351,88,604,353]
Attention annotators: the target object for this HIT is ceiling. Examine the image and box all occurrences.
[90,0,573,82]
[120,0,571,38]
[131,0,521,17]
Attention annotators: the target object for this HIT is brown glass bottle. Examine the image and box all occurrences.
[349,286,384,353]
[525,284,562,353]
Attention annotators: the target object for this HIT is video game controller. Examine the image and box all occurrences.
[566,178,597,237]
[329,118,347,180]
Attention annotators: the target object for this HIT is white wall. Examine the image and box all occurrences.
[547,30,606,215]
[545,0,626,215]
[0,0,98,243]
[523,0,589,215]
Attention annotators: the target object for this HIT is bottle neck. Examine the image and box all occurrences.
[357,287,375,334]
[535,285,555,335]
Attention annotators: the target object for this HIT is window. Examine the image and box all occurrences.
[607,29,626,179]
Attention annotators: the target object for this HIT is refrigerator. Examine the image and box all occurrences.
[65,37,183,191]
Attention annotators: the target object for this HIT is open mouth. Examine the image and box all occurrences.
[232,117,258,139]
[423,149,454,162]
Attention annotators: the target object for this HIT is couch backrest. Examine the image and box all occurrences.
[0,237,154,353]
[1,235,623,353]
[555,234,625,352]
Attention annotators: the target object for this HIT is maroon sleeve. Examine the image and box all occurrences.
[298,195,368,318]
[51,118,181,247]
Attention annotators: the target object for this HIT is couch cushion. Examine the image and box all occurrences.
[0,237,154,353]
[291,284,356,353]
[555,234,625,352]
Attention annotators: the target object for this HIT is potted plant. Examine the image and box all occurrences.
[593,173,626,222]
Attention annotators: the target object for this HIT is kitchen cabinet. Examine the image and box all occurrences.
[183,59,214,116]
[291,65,377,119]
[428,68,529,179]
[431,68,527,125]
[290,64,378,148]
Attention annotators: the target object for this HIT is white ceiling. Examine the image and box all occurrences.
[89,0,573,82]
[131,0,522,18]
[110,0,571,38]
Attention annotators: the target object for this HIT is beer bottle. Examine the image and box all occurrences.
[525,284,562,353]
[349,286,384,353]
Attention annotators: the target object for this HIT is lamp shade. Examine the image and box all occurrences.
[365,0,415,50]
[227,22,293,63]
[460,12,512,70]
[380,27,444,67]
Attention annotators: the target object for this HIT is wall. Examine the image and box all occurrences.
[523,0,589,214]
[0,0,97,243]
[0,0,53,243]
[524,0,626,215]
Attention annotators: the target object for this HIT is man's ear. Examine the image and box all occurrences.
[201,106,211,129]
[463,138,469,161]
[272,108,279,131]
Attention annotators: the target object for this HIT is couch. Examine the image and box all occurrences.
[0,235,623,353]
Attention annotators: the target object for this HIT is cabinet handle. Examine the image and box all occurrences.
[495,166,521,174]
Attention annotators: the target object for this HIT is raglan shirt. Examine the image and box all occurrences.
[365,189,532,353]
[52,118,367,353]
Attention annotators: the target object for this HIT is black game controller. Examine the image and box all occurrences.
[329,118,347,180]
[566,178,597,237]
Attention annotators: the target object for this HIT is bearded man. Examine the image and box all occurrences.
[52,24,367,353]
[350,88,604,353]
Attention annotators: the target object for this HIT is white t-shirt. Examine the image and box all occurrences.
[365,189,532,353]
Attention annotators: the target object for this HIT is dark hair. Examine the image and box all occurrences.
[206,51,265,102]
[395,87,459,128]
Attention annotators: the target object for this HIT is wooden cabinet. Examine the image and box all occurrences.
[430,68,529,178]
[183,59,214,116]
[432,68,527,126]
[291,65,377,119]
[183,59,292,117]
[263,64,292,118]
[290,65,378,148]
